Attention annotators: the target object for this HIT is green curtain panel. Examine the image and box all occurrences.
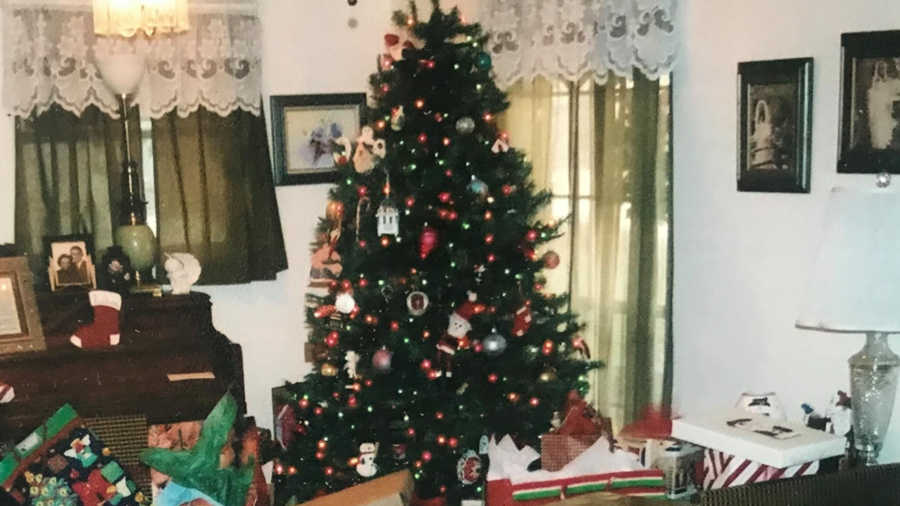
[152,108,287,285]
[15,105,139,281]
[501,73,673,428]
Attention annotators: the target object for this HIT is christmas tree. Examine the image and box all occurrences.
[275,2,598,504]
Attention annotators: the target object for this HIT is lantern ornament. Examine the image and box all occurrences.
[377,199,400,236]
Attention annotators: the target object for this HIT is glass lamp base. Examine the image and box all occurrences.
[849,332,900,465]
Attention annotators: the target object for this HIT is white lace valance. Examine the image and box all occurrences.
[3,0,261,119]
[480,0,678,88]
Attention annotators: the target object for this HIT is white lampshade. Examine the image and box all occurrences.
[94,0,189,37]
[95,51,147,95]
[796,186,900,333]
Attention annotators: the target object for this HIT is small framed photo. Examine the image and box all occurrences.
[839,31,900,173]
[271,93,367,185]
[45,234,97,291]
[0,256,46,354]
[738,58,813,192]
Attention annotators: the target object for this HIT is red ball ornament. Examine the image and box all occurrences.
[299,398,310,409]
[373,349,393,372]
[314,406,324,416]
[358,278,369,287]
[543,250,561,269]
[419,226,439,259]
[325,331,339,348]
[448,210,458,221]
[502,184,514,196]
[405,196,416,208]
[341,279,353,291]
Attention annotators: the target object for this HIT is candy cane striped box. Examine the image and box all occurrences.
[672,410,845,490]
[702,448,818,489]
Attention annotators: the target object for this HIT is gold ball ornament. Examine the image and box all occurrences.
[321,363,339,376]
[538,369,558,382]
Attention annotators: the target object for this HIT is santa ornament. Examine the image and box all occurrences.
[357,442,379,477]
[70,290,122,349]
[435,292,478,377]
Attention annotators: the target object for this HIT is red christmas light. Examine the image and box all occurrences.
[428,369,440,380]
[484,210,493,220]
[324,466,334,476]
[420,359,432,370]
[542,339,555,355]
[375,119,386,130]
[442,137,451,146]
[483,112,494,121]
[444,169,453,177]
[529,397,540,407]
[314,406,324,416]
[425,59,436,69]
[359,239,367,248]
[358,278,369,288]
[448,210,458,221]
[381,84,390,93]
[315,452,325,460]
[485,233,494,244]
[487,373,498,383]
[381,236,391,247]
[422,451,433,462]
[436,434,447,445]
[507,392,520,403]
[390,321,400,331]
[487,253,496,263]
[348,457,360,466]
[407,427,416,437]
[434,112,444,122]
[438,192,451,203]
[347,395,358,408]
[435,411,444,420]
[298,398,310,409]
[526,229,538,242]
[448,437,459,448]
[414,99,425,109]
[405,196,416,207]
[502,184,514,196]
[417,132,428,144]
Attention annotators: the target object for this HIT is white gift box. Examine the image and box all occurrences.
[671,410,844,469]
[671,410,845,490]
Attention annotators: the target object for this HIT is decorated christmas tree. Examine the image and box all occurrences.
[275,2,598,504]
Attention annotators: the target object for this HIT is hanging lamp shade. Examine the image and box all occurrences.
[93,0,190,37]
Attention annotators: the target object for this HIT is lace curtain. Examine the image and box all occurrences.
[3,0,261,119]
[480,0,678,88]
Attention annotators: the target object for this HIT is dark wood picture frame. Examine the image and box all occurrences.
[44,233,97,292]
[271,93,367,185]
[839,31,900,173]
[738,58,813,193]
[0,256,46,354]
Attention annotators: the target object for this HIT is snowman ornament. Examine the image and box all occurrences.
[357,442,379,477]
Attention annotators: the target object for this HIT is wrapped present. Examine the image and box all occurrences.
[618,407,703,499]
[541,392,613,471]
[487,435,664,505]
[672,410,845,490]
[293,470,413,506]
[0,404,149,505]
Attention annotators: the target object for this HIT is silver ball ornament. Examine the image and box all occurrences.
[456,116,475,134]
[483,332,508,357]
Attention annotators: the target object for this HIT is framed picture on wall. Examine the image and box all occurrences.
[839,31,900,173]
[737,58,813,192]
[0,256,46,354]
[44,234,97,292]
[271,93,367,185]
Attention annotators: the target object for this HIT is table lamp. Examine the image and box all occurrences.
[796,177,900,465]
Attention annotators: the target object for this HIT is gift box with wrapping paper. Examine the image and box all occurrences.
[672,410,845,490]
[293,470,413,506]
[0,404,149,505]
[541,392,614,472]
[487,435,664,505]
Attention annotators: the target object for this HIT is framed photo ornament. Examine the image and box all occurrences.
[271,93,367,185]
[839,30,900,173]
[0,256,45,354]
[737,58,813,192]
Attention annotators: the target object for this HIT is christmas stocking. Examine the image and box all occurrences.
[70,290,122,349]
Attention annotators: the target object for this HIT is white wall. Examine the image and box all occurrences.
[674,0,900,462]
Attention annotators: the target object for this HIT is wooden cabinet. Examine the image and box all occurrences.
[0,291,244,439]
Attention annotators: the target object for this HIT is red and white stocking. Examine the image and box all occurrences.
[0,382,14,404]
[70,290,122,349]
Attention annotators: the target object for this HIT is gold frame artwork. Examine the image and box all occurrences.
[0,256,45,354]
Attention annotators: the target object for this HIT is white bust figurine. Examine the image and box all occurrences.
[164,252,201,295]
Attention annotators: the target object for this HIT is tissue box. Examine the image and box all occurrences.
[672,410,844,490]
[295,470,413,506]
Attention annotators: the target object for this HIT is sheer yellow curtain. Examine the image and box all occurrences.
[501,74,672,430]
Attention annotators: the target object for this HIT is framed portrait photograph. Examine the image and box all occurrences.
[0,256,46,354]
[839,31,900,173]
[271,93,367,185]
[737,58,813,192]
[45,234,97,291]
